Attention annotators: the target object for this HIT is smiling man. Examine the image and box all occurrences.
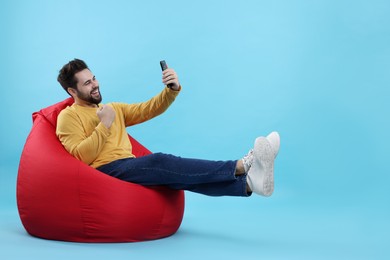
[56,58,280,197]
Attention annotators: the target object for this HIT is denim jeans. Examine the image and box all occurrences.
[97,153,250,197]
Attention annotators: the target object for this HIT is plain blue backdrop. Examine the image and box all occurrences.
[1,0,389,259]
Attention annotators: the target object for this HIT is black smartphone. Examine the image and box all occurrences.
[160,60,168,71]
[160,60,173,89]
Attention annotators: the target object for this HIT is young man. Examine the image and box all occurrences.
[56,59,280,197]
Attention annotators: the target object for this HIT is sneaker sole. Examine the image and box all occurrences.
[266,131,280,158]
[252,137,274,196]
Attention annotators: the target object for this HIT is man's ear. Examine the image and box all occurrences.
[67,87,77,97]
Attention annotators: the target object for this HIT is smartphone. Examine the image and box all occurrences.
[160,60,168,71]
[160,60,173,89]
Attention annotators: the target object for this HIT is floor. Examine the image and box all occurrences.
[1,164,389,260]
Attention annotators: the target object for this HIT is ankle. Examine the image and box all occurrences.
[235,160,245,176]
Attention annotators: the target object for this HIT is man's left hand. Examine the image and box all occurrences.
[162,68,180,91]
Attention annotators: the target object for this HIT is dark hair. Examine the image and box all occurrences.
[57,59,89,95]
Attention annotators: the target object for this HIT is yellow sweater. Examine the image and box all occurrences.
[56,87,180,168]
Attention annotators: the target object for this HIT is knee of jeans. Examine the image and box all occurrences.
[148,152,166,162]
[148,152,178,164]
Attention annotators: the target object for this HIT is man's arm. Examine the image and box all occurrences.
[121,86,180,127]
[121,67,181,126]
[56,106,115,165]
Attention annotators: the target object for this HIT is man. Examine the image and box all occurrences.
[56,59,280,197]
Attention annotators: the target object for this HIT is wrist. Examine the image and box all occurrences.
[169,84,181,91]
[101,120,113,129]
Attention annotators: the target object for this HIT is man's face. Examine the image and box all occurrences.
[72,69,102,106]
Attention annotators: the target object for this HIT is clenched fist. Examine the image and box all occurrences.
[97,105,116,129]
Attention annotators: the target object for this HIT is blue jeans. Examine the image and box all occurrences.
[97,153,250,197]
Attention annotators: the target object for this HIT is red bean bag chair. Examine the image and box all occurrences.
[17,97,185,242]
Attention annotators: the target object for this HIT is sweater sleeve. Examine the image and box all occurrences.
[56,108,111,165]
[122,86,181,127]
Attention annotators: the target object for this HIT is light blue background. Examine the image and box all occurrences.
[1,0,389,259]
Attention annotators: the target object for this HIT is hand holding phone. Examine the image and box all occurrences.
[160,60,175,89]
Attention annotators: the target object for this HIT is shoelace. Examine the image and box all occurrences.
[242,149,254,172]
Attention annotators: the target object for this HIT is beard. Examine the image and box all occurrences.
[76,86,102,105]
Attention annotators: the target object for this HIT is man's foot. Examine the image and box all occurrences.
[245,132,280,196]
[242,149,254,173]
[242,132,280,173]
[266,131,280,157]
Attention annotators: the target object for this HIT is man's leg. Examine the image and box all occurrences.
[97,132,280,197]
[97,153,250,197]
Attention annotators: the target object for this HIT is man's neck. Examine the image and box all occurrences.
[74,98,99,108]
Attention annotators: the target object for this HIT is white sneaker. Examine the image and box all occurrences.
[266,131,280,157]
[242,132,280,173]
[242,149,254,173]
[246,132,280,197]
